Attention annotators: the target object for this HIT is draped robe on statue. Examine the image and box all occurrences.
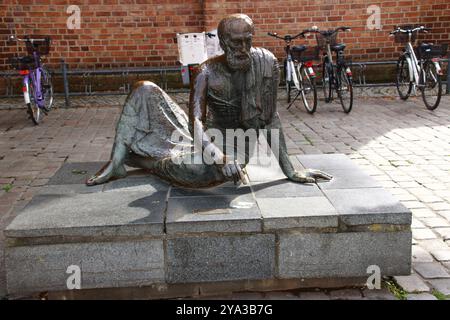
[115,47,280,188]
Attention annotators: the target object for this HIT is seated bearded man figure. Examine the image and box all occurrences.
[86,14,332,187]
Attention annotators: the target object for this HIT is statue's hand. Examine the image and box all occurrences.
[288,169,333,184]
[220,158,247,185]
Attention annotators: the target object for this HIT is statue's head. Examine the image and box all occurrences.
[218,14,254,71]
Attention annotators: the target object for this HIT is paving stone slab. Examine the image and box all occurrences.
[406,293,438,300]
[428,279,450,295]
[103,175,170,193]
[166,194,261,234]
[6,240,164,294]
[166,234,275,283]
[251,179,322,198]
[37,184,104,195]
[362,288,397,300]
[170,183,251,198]
[315,168,382,190]
[328,288,363,300]
[394,274,430,293]
[279,231,411,278]
[323,188,411,226]
[48,162,105,185]
[297,154,358,171]
[257,196,338,230]
[414,262,450,279]
[430,249,450,262]
[412,245,435,263]
[5,190,167,239]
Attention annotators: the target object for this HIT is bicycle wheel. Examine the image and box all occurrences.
[337,66,353,113]
[322,59,332,103]
[396,55,412,100]
[299,65,317,114]
[41,67,54,112]
[420,60,442,110]
[27,79,42,125]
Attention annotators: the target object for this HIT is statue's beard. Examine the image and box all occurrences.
[225,49,251,71]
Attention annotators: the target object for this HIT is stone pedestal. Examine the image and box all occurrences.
[4,154,412,298]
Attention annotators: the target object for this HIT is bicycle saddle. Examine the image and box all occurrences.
[291,45,307,52]
[18,56,34,63]
[419,43,432,49]
[332,43,346,51]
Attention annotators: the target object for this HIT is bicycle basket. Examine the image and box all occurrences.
[25,36,51,55]
[418,43,448,59]
[292,46,320,62]
[393,25,418,43]
[316,32,338,50]
[8,56,35,71]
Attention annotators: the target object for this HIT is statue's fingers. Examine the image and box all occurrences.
[305,176,316,183]
[314,170,333,180]
[225,166,233,177]
[235,163,247,185]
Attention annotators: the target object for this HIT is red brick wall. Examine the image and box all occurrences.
[1,0,449,71]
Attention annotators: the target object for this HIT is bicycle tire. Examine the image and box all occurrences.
[420,60,442,110]
[322,59,332,103]
[337,66,353,113]
[396,55,412,100]
[27,79,42,125]
[300,65,317,114]
[41,66,54,112]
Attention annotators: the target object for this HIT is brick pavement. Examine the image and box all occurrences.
[0,92,449,300]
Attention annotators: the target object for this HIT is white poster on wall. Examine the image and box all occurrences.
[206,29,224,59]
[177,32,208,65]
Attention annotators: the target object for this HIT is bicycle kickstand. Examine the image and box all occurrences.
[287,91,302,110]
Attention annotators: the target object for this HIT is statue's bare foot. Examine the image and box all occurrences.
[86,161,127,186]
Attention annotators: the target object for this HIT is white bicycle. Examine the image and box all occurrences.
[390,25,447,110]
[268,30,318,114]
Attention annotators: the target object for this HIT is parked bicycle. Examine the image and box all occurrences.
[308,26,353,113]
[268,30,319,114]
[8,35,53,124]
[390,25,447,110]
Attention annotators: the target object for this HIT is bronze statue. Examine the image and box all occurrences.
[86,14,332,187]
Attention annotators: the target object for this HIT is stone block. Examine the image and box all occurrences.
[166,235,275,283]
[6,240,164,294]
[257,196,338,230]
[279,231,411,278]
[166,194,261,234]
[323,188,411,226]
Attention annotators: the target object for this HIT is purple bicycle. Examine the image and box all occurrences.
[8,35,54,125]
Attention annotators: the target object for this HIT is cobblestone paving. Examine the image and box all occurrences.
[0,91,449,300]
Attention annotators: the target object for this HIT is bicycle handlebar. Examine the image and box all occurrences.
[389,26,430,35]
[267,31,305,42]
[303,26,351,37]
[8,35,49,43]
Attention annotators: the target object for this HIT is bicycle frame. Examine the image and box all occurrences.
[397,30,442,93]
[286,50,300,89]
[26,51,45,108]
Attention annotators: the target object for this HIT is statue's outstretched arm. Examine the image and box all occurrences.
[264,113,332,184]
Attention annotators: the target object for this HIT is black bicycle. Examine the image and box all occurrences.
[268,30,319,114]
[309,26,353,113]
